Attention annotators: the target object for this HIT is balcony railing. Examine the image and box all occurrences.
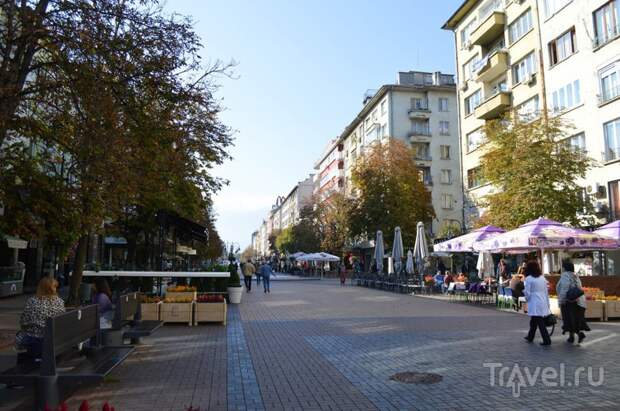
[603,148,620,162]
[599,84,620,105]
[414,155,432,161]
[408,129,431,137]
[593,24,620,49]
[420,177,433,186]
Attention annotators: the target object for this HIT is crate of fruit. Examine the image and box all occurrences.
[141,296,162,321]
[194,294,227,325]
[165,285,197,301]
[161,298,194,326]
[583,287,605,300]
[604,297,620,320]
[585,299,604,321]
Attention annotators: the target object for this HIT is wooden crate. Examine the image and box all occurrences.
[161,302,193,326]
[604,300,620,321]
[165,291,197,301]
[141,302,161,321]
[585,300,604,321]
[194,301,227,325]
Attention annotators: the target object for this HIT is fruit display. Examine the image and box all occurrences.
[142,295,162,303]
[166,285,196,292]
[164,297,194,303]
[583,287,604,300]
[196,294,225,303]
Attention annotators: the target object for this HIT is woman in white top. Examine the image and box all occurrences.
[523,261,552,346]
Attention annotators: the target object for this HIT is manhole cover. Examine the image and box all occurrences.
[389,372,443,384]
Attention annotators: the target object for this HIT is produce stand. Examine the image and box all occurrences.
[161,299,194,326]
[585,300,605,321]
[165,286,197,301]
[141,297,162,321]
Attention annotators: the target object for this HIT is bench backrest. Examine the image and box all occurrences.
[112,292,140,329]
[41,304,100,376]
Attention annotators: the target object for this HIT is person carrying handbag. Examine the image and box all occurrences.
[556,260,589,344]
[523,261,552,346]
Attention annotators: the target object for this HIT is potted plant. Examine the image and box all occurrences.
[227,261,243,304]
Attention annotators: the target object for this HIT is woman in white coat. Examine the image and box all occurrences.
[523,261,552,346]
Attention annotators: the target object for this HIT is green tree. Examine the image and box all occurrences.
[478,114,593,229]
[275,227,295,253]
[315,193,350,255]
[349,139,435,246]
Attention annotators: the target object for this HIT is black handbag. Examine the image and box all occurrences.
[544,313,557,336]
[566,285,584,301]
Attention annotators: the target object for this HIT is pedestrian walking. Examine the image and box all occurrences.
[338,262,346,286]
[242,260,256,292]
[260,261,275,293]
[556,260,589,344]
[523,261,552,346]
[256,261,262,286]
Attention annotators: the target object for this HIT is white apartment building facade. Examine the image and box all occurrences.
[314,139,345,199]
[444,0,620,229]
[335,71,463,236]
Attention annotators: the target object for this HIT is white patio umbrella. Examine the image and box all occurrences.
[406,250,414,275]
[392,227,404,274]
[476,251,495,279]
[413,222,429,280]
[374,230,385,273]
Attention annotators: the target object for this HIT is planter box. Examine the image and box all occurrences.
[161,302,193,326]
[165,291,197,301]
[585,300,604,321]
[604,300,620,321]
[194,301,227,325]
[141,302,161,321]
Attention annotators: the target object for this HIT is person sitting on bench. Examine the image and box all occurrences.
[92,278,114,329]
[15,277,65,360]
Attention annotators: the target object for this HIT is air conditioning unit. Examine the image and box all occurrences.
[460,81,469,91]
[525,73,536,85]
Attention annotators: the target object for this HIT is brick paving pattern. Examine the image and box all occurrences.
[2,280,620,410]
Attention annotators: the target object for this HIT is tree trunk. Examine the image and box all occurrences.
[68,234,88,305]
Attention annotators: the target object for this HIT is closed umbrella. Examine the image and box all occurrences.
[392,227,404,275]
[374,231,385,273]
[413,222,429,281]
[476,251,495,279]
[406,250,414,275]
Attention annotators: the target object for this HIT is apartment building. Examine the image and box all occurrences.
[336,71,463,236]
[444,0,546,229]
[314,139,345,199]
[444,0,620,229]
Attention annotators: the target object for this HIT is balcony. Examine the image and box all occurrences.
[603,148,620,163]
[414,155,432,162]
[470,11,506,47]
[474,50,509,83]
[408,129,431,138]
[408,106,431,119]
[475,90,511,120]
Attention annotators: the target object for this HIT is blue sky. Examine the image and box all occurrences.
[165,0,463,248]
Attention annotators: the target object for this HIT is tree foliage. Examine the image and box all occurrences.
[348,139,435,246]
[0,0,233,302]
[478,114,593,229]
[274,205,321,254]
[314,192,350,255]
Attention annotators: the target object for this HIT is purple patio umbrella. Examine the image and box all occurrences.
[594,220,620,241]
[433,225,505,253]
[476,218,619,253]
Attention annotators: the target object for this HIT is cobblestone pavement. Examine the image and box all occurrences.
[4,280,620,410]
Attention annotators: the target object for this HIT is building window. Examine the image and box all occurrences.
[512,51,537,84]
[381,100,387,115]
[413,143,431,160]
[381,124,387,137]
[439,121,450,136]
[516,95,540,122]
[561,132,586,154]
[542,0,573,19]
[463,55,480,82]
[611,180,620,219]
[441,193,453,209]
[411,120,430,135]
[465,89,482,115]
[440,169,452,185]
[549,27,577,66]
[599,60,620,103]
[467,166,485,189]
[418,167,432,185]
[551,79,581,113]
[466,128,486,153]
[604,117,620,161]
[439,98,449,112]
[593,0,620,48]
[460,18,478,48]
[372,109,377,121]
[440,145,451,160]
[411,97,428,110]
[509,9,533,45]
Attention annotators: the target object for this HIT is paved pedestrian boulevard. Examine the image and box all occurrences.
[49,281,620,410]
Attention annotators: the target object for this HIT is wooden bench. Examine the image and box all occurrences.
[0,305,134,409]
[107,293,162,345]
